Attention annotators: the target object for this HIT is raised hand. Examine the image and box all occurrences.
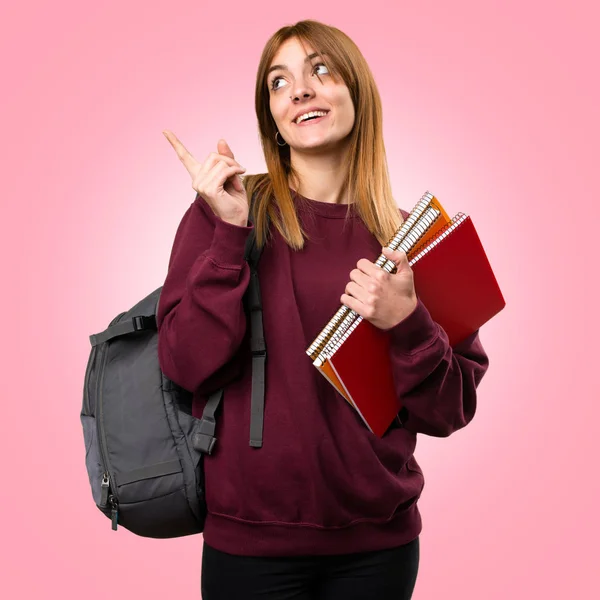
[163,131,249,226]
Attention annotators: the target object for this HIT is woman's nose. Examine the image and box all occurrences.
[290,78,316,102]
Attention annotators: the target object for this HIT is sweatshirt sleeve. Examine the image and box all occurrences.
[387,298,489,437]
[156,194,254,394]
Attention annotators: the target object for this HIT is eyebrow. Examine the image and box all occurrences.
[267,52,324,76]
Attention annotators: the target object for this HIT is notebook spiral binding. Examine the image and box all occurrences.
[308,192,443,363]
[409,213,467,266]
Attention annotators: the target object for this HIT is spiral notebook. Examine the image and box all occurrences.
[306,192,505,436]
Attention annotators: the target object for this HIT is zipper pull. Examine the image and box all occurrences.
[100,472,110,507]
[109,495,119,531]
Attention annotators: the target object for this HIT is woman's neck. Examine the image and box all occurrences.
[289,144,351,204]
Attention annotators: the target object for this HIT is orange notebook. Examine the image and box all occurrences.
[306,193,505,437]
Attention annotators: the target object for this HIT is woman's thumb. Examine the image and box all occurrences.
[217,138,235,159]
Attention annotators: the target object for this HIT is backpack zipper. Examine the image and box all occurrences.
[109,494,119,530]
[96,342,119,530]
[82,345,98,416]
[93,311,128,528]
[100,472,110,506]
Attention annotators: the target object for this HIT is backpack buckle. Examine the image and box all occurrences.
[193,417,217,454]
[193,433,217,455]
[132,315,156,331]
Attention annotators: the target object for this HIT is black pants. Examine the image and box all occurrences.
[201,537,420,600]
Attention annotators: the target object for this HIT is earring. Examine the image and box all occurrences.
[275,131,288,147]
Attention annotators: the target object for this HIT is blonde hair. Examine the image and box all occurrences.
[244,19,403,250]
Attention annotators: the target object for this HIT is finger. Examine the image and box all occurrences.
[344,281,371,306]
[221,167,245,194]
[356,257,383,278]
[227,171,245,194]
[203,161,246,193]
[382,246,409,266]
[217,138,235,159]
[382,247,410,274]
[163,130,201,176]
[232,173,244,193]
[216,141,244,192]
[206,160,246,181]
[349,267,372,290]
[203,151,244,172]
[196,153,245,193]
[340,293,363,316]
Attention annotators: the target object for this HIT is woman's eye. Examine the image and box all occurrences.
[271,77,284,90]
[270,63,330,91]
[312,63,329,76]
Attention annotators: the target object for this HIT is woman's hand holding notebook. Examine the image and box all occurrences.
[305,191,506,437]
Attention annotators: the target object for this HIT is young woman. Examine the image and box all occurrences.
[157,19,489,600]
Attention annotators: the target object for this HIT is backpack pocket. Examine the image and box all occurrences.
[114,487,203,538]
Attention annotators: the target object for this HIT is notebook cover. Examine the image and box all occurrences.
[411,215,506,346]
[316,361,353,405]
[328,319,400,437]
[320,213,504,437]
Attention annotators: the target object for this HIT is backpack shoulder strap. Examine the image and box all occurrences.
[201,191,268,450]
[243,190,265,268]
[247,262,265,448]
[245,191,268,448]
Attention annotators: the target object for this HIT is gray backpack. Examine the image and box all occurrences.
[81,218,266,538]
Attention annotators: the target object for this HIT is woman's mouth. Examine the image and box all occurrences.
[294,111,330,126]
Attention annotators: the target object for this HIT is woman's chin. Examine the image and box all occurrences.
[289,138,343,154]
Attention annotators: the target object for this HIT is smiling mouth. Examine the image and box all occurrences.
[294,112,330,126]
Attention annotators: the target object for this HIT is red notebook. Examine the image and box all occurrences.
[315,212,505,437]
[328,319,400,437]
[409,213,506,346]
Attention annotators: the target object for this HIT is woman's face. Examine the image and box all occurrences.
[267,37,355,155]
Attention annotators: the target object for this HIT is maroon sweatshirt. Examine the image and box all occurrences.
[157,189,489,556]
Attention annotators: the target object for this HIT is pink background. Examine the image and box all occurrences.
[2,0,598,598]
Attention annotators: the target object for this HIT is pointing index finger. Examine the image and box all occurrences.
[163,130,200,175]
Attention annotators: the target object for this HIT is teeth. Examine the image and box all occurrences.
[295,110,328,124]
